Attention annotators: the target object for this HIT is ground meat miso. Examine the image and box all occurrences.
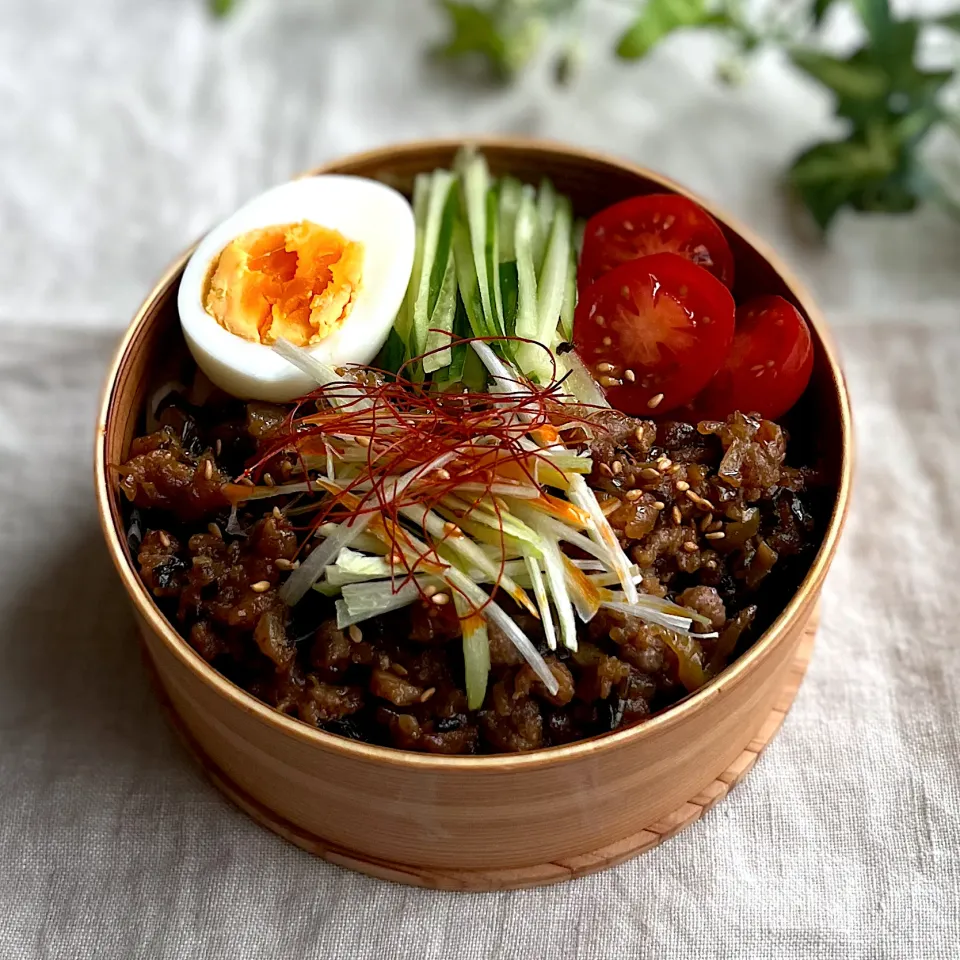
[117,390,823,755]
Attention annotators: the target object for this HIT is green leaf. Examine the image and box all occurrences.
[791,24,950,127]
[938,14,960,32]
[790,49,889,102]
[789,132,891,229]
[891,67,952,119]
[436,1,549,78]
[812,0,838,25]
[209,0,238,15]
[852,0,894,48]
[616,0,710,60]
[437,2,509,72]
[789,120,924,230]
[892,103,943,148]
[848,177,918,215]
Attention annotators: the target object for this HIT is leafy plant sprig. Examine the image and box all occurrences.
[436,0,960,230]
[210,0,960,230]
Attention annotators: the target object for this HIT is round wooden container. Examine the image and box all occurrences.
[95,139,852,890]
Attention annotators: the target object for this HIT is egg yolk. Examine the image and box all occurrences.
[204,221,364,347]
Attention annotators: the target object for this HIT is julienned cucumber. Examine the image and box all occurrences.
[385,148,579,388]
[423,250,458,374]
[518,193,572,381]
[410,171,456,360]
[513,184,539,344]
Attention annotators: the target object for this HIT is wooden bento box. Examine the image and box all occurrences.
[95,139,853,890]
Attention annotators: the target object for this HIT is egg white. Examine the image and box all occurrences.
[178,175,415,402]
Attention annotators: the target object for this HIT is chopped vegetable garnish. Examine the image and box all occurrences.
[220,338,720,694]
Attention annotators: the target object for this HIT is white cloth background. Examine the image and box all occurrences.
[2,1,958,957]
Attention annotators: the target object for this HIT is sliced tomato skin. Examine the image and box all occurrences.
[579,193,735,289]
[692,295,814,421]
[573,253,736,416]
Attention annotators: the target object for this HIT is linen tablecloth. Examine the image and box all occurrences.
[3,1,958,956]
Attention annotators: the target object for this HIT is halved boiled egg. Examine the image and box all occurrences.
[178,175,415,401]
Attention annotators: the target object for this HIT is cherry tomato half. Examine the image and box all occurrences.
[573,252,735,416]
[692,295,814,421]
[579,193,735,289]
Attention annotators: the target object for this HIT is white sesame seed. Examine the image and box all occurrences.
[602,337,612,346]
[624,369,636,382]
[647,393,665,409]
[158,531,171,549]
[251,580,271,593]
[686,490,716,511]
[203,459,213,481]
[705,531,726,540]
[431,593,450,606]
[348,625,363,643]
[675,480,690,492]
